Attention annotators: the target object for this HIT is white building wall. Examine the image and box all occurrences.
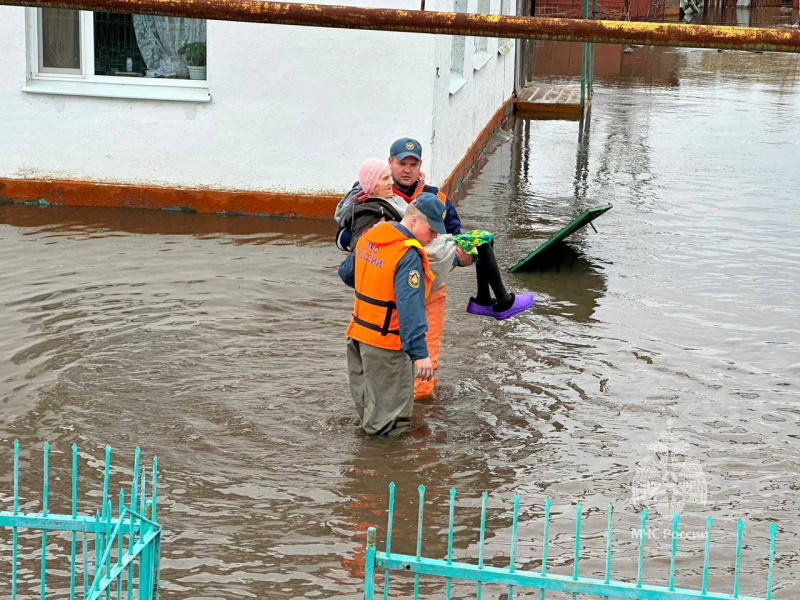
[427,0,516,186]
[0,1,436,195]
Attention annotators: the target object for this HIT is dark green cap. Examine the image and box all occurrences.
[412,192,447,234]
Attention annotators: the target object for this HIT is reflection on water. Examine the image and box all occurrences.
[1,43,800,599]
[513,243,609,323]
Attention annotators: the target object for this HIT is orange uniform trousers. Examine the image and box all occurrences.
[414,285,447,400]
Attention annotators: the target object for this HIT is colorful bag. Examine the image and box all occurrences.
[453,230,494,255]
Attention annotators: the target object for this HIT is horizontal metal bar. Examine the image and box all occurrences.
[3,0,800,53]
[0,512,137,534]
[376,553,779,600]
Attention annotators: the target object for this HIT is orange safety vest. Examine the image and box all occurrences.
[394,183,447,206]
[346,222,435,351]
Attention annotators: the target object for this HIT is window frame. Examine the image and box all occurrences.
[37,8,83,75]
[24,8,211,102]
[473,0,492,71]
[497,0,514,55]
[449,0,468,95]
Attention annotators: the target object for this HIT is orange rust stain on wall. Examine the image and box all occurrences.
[0,178,340,219]
[441,95,515,200]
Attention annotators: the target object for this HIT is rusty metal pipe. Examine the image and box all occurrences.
[5,0,800,53]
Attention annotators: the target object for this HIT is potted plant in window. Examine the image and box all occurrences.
[179,42,206,80]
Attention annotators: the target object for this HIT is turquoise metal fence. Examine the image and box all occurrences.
[363,484,782,600]
[0,441,162,600]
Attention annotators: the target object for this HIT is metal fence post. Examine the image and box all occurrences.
[364,527,377,600]
[580,0,589,119]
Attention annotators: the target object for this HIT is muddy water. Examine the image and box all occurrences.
[1,45,799,599]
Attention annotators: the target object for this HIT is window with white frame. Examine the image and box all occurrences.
[497,0,514,55]
[27,9,209,102]
[474,0,491,70]
[449,0,468,94]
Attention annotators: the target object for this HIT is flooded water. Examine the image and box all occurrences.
[2,43,799,600]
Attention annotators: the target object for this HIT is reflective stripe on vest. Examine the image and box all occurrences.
[346,222,435,351]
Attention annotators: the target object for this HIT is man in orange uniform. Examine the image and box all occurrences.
[345,194,447,436]
[388,138,472,400]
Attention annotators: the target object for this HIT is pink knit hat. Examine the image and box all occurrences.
[358,158,389,196]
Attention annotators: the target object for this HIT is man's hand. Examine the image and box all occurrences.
[455,246,475,266]
[414,357,434,381]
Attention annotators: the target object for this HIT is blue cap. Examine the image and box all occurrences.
[390,138,422,161]
[412,192,447,235]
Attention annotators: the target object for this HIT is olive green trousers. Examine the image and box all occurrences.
[346,338,414,436]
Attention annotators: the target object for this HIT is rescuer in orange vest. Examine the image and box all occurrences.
[345,193,447,436]
[387,138,469,401]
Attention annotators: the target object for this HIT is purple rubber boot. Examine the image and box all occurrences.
[493,292,535,321]
[466,297,496,317]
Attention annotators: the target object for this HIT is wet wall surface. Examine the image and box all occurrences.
[1,44,799,598]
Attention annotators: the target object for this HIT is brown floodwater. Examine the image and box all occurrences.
[1,42,799,600]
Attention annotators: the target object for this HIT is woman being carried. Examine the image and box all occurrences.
[337,158,533,321]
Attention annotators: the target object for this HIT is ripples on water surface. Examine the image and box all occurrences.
[1,46,799,599]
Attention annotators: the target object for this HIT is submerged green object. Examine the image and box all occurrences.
[508,203,612,273]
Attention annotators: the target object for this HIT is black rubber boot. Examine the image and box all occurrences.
[477,243,514,311]
[473,256,494,306]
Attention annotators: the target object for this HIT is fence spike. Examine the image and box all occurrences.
[151,456,158,522]
[636,509,647,588]
[603,503,613,600]
[669,513,679,591]
[733,519,743,598]
[127,447,141,600]
[702,516,713,595]
[118,488,125,599]
[476,491,487,600]
[41,441,50,600]
[70,444,78,600]
[95,509,102,588]
[508,493,520,600]
[130,447,141,512]
[105,500,113,600]
[766,522,776,600]
[139,470,149,598]
[572,501,582,600]
[102,446,111,520]
[82,523,89,598]
[446,488,456,600]
[153,533,163,600]
[12,440,20,600]
[364,527,377,600]
[383,481,395,600]
[573,501,582,582]
[141,469,147,515]
[151,455,160,600]
[413,484,425,600]
[540,496,551,600]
